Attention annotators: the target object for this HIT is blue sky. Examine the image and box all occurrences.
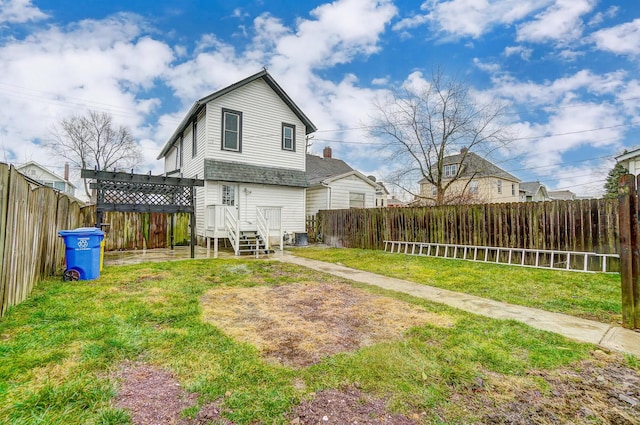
[1,0,639,199]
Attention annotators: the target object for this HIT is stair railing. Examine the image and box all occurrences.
[225,208,240,255]
[256,207,270,252]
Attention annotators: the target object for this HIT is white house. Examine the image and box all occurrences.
[16,161,76,196]
[306,147,379,216]
[157,70,317,254]
[616,148,640,176]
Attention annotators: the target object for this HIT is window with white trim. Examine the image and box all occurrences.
[444,164,457,178]
[222,185,235,206]
[282,123,295,151]
[349,192,365,208]
[497,179,502,194]
[222,109,242,152]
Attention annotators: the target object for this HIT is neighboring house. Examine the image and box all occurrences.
[548,190,576,201]
[157,70,317,254]
[306,147,378,216]
[373,180,390,207]
[418,149,520,204]
[519,181,549,202]
[616,148,640,175]
[16,161,76,196]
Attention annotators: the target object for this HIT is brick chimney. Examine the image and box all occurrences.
[64,162,70,181]
[323,146,332,158]
[460,147,468,154]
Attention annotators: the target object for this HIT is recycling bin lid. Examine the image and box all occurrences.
[59,227,104,236]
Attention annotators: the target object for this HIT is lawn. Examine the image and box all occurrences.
[291,247,622,324]
[0,258,637,424]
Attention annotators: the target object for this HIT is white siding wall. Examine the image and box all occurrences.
[329,175,376,210]
[199,182,305,237]
[306,186,329,216]
[205,79,306,171]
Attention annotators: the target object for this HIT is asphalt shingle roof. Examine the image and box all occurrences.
[305,154,354,185]
[204,159,309,188]
[419,152,520,183]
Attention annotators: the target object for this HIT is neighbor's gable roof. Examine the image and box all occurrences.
[419,152,519,183]
[305,154,378,189]
[519,181,547,197]
[157,70,317,159]
[15,161,76,188]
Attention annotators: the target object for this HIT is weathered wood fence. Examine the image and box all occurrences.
[0,163,192,317]
[80,207,191,251]
[0,164,83,317]
[318,198,619,254]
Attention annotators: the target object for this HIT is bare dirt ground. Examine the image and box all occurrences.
[112,282,640,424]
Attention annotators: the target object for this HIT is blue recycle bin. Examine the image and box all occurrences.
[58,227,105,281]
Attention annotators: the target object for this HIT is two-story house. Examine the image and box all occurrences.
[16,161,76,196]
[157,70,317,254]
[418,149,520,204]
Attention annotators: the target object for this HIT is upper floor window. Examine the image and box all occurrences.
[222,109,242,152]
[511,183,516,196]
[497,179,502,194]
[282,123,295,151]
[444,164,457,178]
[192,121,198,157]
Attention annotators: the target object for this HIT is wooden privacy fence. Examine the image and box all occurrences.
[617,174,639,329]
[0,164,83,317]
[318,198,619,255]
[80,207,191,251]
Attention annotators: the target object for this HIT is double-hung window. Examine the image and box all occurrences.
[282,123,295,151]
[222,109,242,152]
[444,164,457,178]
[469,180,478,194]
[497,179,502,194]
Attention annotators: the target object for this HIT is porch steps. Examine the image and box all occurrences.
[237,231,273,256]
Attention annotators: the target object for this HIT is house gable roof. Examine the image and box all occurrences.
[305,154,378,189]
[419,152,520,183]
[519,181,548,197]
[305,154,354,185]
[157,70,317,160]
[16,161,76,188]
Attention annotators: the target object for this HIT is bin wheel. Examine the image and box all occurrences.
[63,269,80,282]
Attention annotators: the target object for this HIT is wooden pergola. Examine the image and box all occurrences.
[81,169,204,258]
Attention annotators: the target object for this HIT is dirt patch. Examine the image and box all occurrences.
[200,281,454,367]
[444,350,640,424]
[290,386,420,424]
[112,361,232,425]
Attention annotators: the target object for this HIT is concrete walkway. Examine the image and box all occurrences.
[275,252,640,358]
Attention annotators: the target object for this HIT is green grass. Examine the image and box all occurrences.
[290,247,621,324]
[0,259,595,424]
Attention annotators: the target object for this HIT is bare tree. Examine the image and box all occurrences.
[47,111,142,199]
[369,69,514,206]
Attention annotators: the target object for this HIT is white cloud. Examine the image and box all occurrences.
[504,45,532,60]
[0,13,174,179]
[516,0,597,43]
[422,0,552,38]
[591,18,640,56]
[392,14,428,31]
[588,5,619,27]
[0,0,47,24]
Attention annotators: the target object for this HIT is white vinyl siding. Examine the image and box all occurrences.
[320,175,376,211]
[306,186,329,216]
[205,78,306,171]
